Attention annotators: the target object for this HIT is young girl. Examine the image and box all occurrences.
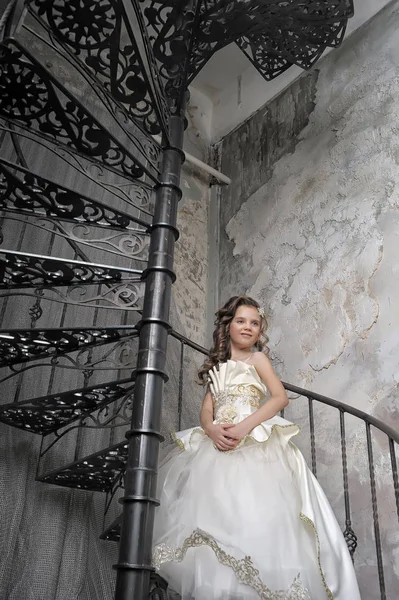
[152,296,361,600]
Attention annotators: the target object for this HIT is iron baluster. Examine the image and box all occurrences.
[178,341,184,431]
[365,422,386,599]
[339,410,357,559]
[389,437,399,525]
[308,396,317,477]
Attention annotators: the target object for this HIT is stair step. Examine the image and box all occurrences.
[0,157,151,230]
[27,0,169,142]
[0,326,137,367]
[0,250,142,288]
[37,441,128,492]
[0,40,154,183]
[0,378,134,434]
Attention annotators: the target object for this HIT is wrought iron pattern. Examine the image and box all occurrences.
[27,0,170,139]
[81,392,133,429]
[0,282,144,311]
[148,574,168,600]
[0,125,155,222]
[38,440,129,492]
[339,410,358,560]
[235,0,354,81]
[0,250,142,288]
[0,340,139,393]
[140,0,354,88]
[3,216,149,262]
[0,158,151,232]
[0,378,134,434]
[0,40,152,182]
[140,0,200,111]
[0,326,136,367]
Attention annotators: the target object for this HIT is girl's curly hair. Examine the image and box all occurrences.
[198,295,269,384]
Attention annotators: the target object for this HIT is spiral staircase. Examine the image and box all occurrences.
[1,2,398,600]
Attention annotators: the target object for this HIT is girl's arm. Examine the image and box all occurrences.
[200,389,215,431]
[228,352,288,440]
[201,389,238,451]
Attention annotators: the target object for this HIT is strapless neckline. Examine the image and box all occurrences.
[217,359,263,384]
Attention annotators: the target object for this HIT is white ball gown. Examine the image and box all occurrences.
[152,360,361,600]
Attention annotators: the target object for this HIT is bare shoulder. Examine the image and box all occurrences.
[251,351,285,395]
[251,352,272,368]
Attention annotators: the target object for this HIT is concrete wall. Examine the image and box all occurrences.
[217,2,399,597]
[206,0,392,141]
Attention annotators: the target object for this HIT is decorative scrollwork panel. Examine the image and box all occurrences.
[38,440,129,492]
[139,0,200,112]
[0,40,154,182]
[0,158,152,232]
[139,0,353,88]
[0,326,137,367]
[0,125,155,223]
[27,0,170,138]
[0,282,144,311]
[0,250,143,288]
[0,378,135,434]
[2,215,149,263]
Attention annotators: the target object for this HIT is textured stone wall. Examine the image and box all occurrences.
[218,3,399,598]
[171,162,209,350]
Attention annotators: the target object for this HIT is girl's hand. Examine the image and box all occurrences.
[205,423,239,451]
[224,421,252,443]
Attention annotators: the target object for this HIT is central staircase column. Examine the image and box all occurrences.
[114,98,188,599]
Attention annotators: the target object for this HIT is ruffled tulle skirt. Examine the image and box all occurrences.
[152,418,361,600]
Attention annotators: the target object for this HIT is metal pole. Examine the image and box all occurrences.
[113,96,187,599]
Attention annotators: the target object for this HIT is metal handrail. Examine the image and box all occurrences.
[283,381,399,444]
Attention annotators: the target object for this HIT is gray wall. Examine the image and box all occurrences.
[218,2,399,598]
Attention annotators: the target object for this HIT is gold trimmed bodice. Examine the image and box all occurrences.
[208,360,267,424]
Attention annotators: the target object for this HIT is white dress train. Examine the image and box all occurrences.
[152,360,361,600]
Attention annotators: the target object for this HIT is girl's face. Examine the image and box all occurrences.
[229,305,261,349]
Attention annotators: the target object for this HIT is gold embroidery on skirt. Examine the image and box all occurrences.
[300,513,334,600]
[153,528,311,599]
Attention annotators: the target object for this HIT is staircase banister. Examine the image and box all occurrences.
[169,329,208,355]
[283,381,399,444]
[169,329,399,444]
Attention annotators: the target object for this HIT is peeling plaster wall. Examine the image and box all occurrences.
[218,3,399,597]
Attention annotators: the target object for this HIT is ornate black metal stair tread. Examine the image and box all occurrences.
[0,378,135,434]
[0,250,143,288]
[0,326,138,367]
[27,0,170,141]
[37,440,129,492]
[0,40,155,183]
[0,157,152,230]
